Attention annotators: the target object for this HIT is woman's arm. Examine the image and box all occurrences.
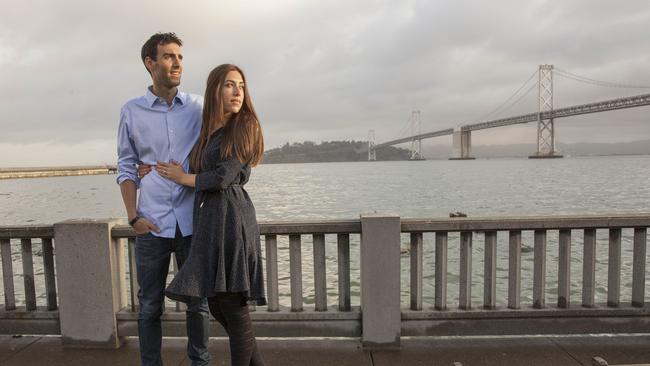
[194,155,242,192]
[157,156,242,191]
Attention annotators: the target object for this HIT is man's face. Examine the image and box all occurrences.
[146,42,183,88]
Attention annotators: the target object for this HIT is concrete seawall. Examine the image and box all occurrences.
[0,166,117,179]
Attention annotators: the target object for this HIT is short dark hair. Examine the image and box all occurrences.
[141,32,183,74]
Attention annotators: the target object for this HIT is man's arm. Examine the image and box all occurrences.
[116,107,159,234]
[119,180,138,223]
[119,180,159,234]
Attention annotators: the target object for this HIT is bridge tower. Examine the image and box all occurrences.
[368,129,376,161]
[409,110,424,160]
[530,64,563,159]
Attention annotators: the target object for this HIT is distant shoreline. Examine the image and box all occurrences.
[260,152,650,164]
[2,154,649,179]
[0,165,117,180]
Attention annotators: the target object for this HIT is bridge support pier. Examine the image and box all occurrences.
[450,130,475,160]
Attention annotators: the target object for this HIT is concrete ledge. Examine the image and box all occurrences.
[401,305,650,319]
[116,306,361,321]
[0,307,59,319]
[402,315,650,337]
[0,319,60,335]
[0,308,60,335]
[116,307,362,337]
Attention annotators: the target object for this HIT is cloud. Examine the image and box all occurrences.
[1,0,649,166]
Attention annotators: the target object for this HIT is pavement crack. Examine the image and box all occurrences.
[0,336,43,365]
[547,337,585,365]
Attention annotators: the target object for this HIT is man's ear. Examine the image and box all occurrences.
[144,56,155,74]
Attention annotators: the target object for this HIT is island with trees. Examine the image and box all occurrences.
[263,140,411,164]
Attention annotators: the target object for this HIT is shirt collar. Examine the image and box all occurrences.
[145,86,185,107]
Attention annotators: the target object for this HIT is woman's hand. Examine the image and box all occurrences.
[156,160,196,187]
[137,164,152,179]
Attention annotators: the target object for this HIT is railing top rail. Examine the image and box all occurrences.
[402,213,650,232]
[2,213,649,240]
[111,219,362,238]
[0,226,54,239]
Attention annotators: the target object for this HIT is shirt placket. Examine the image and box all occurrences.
[167,100,179,232]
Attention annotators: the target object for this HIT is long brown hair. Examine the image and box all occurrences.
[190,64,264,172]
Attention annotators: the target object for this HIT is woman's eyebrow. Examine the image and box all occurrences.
[225,79,245,84]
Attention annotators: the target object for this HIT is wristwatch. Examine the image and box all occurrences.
[129,216,141,227]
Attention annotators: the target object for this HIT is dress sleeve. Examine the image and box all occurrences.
[195,155,243,192]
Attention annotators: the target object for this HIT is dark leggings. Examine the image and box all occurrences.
[208,293,265,366]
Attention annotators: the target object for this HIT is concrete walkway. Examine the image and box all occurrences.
[1,335,649,366]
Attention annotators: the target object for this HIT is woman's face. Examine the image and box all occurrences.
[220,70,245,115]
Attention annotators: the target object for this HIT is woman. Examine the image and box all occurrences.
[157,64,266,366]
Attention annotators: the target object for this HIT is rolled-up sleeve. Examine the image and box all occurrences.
[195,155,242,192]
[116,107,141,187]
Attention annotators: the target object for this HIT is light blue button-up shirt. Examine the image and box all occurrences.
[117,87,203,238]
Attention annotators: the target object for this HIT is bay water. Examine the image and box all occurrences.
[1,155,649,309]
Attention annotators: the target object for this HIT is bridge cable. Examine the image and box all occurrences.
[555,68,650,89]
[478,69,539,121]
[396,113,414,139]
[479,81,538,122]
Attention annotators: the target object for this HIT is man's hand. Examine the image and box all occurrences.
[138,164,152,179]
[131,217,160,235]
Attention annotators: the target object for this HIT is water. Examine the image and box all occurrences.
[1,155,649,308]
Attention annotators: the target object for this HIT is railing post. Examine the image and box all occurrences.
[582,229,597,308]
[607,229,621,307]
[434,232,448,310]
[632,228,647,307]
[459,232,473,310]
[360,214,401,348]
[533,230,547,309]
[54,219,126,348]
[410,232,423,311]
[483,231,497,309]
[557,229,571,308]
[508,230,521,309]
[337,234,351,312]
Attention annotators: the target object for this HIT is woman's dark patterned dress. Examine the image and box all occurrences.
[166,129,266,305]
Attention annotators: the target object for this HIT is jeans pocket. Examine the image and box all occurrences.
[136,231,154,240]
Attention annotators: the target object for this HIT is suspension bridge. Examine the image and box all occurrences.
[367,65,650,160]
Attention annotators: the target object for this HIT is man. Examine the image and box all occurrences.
[117,32,209,366]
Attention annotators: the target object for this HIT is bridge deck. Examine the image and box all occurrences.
[374,92,650,148]
[1,335,649,365]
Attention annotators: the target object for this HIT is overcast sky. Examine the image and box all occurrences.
[1,0,649,166]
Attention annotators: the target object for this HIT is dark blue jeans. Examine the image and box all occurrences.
[135,229,210,366]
